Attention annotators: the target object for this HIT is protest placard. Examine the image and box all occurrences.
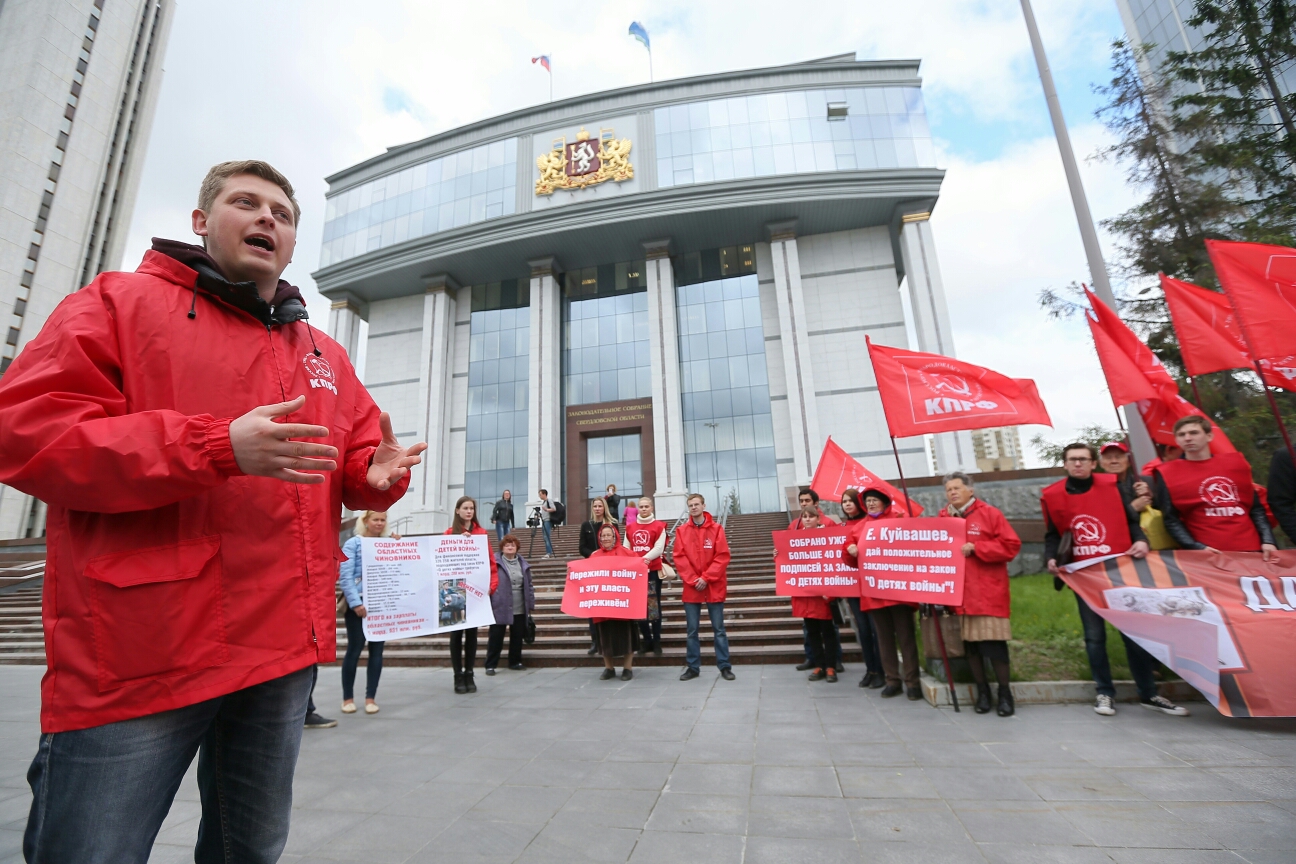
[854,517,966,605]
[561,557,648,619]
[772,528,862,597]
[360,534,494,641]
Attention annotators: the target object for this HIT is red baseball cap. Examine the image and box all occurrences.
[1099,441,1129,454]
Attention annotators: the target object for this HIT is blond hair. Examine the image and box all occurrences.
[198,160,300,225]
[354,511,389,537]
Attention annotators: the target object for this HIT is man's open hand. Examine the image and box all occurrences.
[367,412,428,491]
[229,395,336,484]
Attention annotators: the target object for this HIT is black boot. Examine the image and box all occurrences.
[974,683,992,714]
[996,684,1015,717]
[454,673,467,694]
[465,671,477,693]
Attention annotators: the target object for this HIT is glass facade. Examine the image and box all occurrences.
[654,87,934,190]
[562,263,651,406]
[587,434,643,501]
[465,279,529,510]
[320,138,518,267]
[676,257,780,515]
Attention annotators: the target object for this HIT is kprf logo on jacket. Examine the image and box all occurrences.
[1199,475,1244,517]
[1070,514,1110,556]
[304,354,337,395]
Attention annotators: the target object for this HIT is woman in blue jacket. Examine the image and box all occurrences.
[338,510,397,714]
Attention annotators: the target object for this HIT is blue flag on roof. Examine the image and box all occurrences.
[628,21,650,50]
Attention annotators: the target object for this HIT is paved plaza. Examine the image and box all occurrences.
[0,666,1291,862]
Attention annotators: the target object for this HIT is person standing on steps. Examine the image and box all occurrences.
[445,496,498,694]
[491,489,515,544]
[940,472,1021,717]
[0,160,425,862]
[338,510,399,716]
[485,535,535,675]
[625,496,667,656]
[674,493,735,681]
[786,487,843,673]
[605,484,621,524]
[538,489,556,558]
[794,508,840,683]
[579,497,617,655]
[844,488,920,699]
[590,524,639,680]
[1043,444,1188,718]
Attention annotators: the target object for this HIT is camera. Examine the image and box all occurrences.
[525,505,542,529]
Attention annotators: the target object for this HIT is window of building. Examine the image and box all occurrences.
[587,433,643,501]
[676,267,779,514]
[320,137,518,268]
[562,262,650,406]
[654,86,935,190]
[465,279,529,510]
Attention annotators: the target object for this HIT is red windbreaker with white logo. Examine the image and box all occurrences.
[938,499,1021,618]
[0,243,409,733]
[672,512,731,603]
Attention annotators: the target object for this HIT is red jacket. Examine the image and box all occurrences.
[673,512,730,603]
[0,245,408,733]
[445,523,499,596]
[939,499,1021,618]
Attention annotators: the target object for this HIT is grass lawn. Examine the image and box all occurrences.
[1007,572,1132,682]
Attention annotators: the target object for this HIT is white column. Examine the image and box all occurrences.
[406,274,457,533]
[898,212,976,474]
[643,240,687,517]
[767,222,822,484]
[527,257,563,504]
[326,291,366,361]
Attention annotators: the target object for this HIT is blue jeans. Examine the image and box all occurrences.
[495,521,510,543]
[846,597,883,675]
[1076,592,1157,700]
[24,665,312,864]
[542,520,553,555]
[684,602,731,671]
[341,608,384,701]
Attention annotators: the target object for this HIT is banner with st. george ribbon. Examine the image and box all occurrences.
[1064,551,1296,718]
[360,535,495,641]
[854,517,966,605]
[772,528,862,597]
[562,557,649,619]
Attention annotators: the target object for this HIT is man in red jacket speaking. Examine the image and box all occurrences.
[0,161,425,863]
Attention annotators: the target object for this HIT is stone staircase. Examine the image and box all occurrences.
[0,513,866,668]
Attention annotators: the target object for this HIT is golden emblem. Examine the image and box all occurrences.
[535,127,634,195]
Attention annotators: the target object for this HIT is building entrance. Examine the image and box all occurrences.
[587,433,643,517]
[565,398,655,522]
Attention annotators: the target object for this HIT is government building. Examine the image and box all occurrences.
[316,53,976,532]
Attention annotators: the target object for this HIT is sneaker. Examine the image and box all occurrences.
[720,668,736,681]
[808,668,827,681]
[600,668,617,680]
[1094,694,1116,716]
[304,712,337,729]
[484,668,496,676]
[826,668,838,683]
[795,660,816,671]
[1141,695,1190,716]
[679,667,700,681]
[879,683,903,698]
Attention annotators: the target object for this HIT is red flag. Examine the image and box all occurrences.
[866,339,1052,437]
[809,437,923,516]
[1085,289,1236,452]
[1160,274,1294,389]
[1206,239,1296,372]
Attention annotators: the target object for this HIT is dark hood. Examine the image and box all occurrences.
[151,238,309,327]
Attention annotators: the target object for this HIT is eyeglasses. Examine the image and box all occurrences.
[1064,457,1094,463]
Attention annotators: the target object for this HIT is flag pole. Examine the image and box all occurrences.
[1188,376,1204,411]
[649,48,653,83]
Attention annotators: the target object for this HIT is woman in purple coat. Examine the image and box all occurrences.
[484,534,537,674]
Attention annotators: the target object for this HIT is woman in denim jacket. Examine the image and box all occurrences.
[338,510,398,714]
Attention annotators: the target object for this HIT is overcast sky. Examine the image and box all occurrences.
[122,0,1140,466]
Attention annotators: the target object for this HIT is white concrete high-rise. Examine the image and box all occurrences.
[0,0,174,538]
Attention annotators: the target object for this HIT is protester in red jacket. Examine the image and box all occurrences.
[0,162,426,862]
[445,496,499,695]
[791,508,840,682]
[940,472,1021,717]
[673,493,735,681]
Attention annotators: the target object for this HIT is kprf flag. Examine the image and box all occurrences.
[809,437,922,516]
[1064,551,1296,717]
[1206,239,1296,370]
[1084,288,1236,451]
[865,338,1052,437]
[1160,274,1294,390]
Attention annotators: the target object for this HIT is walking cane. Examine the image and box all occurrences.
[926,604,960,712]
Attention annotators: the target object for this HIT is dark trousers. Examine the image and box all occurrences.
[486,614,527,669]
[847,597,883,675]
[24,665,312,864]
[450,628,478,675]
[638,574,662,651]
[804,617,841,670]
[802,619,844,665]
[1076,593,1158,700]
[871,605,920,688]
[341,608,384,701]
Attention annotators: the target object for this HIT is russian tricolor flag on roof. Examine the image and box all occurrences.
[531,55,551,72]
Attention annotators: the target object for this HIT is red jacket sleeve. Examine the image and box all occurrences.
[0,285,237,513]
[972,508,1022,564]
[673,526,698,581]
[340,358,410,512]
[842,521,862,568]
[704,526,731,583]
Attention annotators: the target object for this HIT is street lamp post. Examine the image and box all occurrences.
[704,422,723,509]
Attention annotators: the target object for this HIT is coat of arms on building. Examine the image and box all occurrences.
[535,127,633,195]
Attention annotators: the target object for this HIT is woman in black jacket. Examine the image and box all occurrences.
[490,489,515,544]
[579,497,617,653]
